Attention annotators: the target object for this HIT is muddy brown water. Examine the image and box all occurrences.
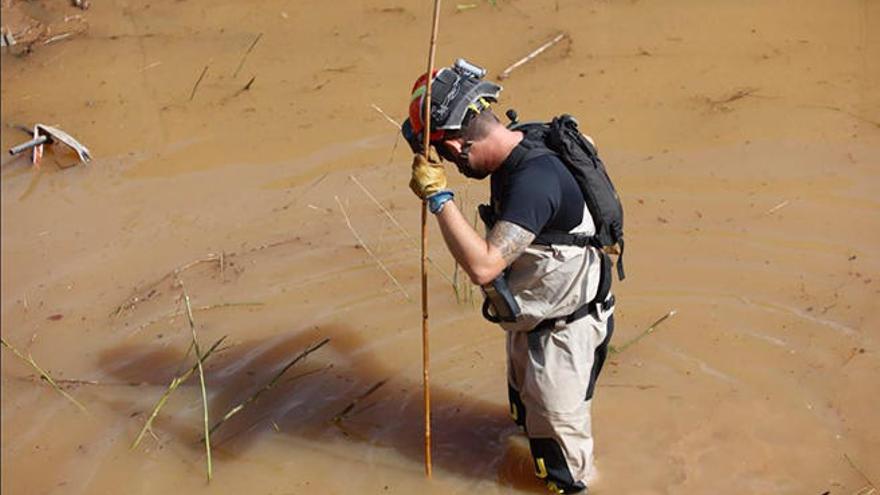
[1,0,878,494]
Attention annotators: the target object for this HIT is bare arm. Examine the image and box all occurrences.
[487,220,536,266]
[434,201,535,285]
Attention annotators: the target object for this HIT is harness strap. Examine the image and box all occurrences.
[529,251,615,334]
[533,231,595,248]
[616,238,626,280]
[530,295,615,334]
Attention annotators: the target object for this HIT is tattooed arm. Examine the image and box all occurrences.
[487,220,536,266]
[434,201,534,285]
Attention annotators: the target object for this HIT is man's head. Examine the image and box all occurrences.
[403,59,507,179]
[435,108,505,179]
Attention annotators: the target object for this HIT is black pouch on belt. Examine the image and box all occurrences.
[481,274,521,323]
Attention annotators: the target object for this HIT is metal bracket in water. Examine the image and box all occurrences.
[8,123,91,165]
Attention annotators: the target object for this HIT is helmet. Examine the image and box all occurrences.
[407,59,502,147]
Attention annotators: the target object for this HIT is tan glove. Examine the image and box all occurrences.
[409,148,447,200]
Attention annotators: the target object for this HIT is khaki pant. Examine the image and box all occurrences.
[506,305,614,494]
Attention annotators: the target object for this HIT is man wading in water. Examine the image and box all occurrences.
[402,59,624,494]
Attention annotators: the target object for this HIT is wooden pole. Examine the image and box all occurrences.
[421,0,442,480]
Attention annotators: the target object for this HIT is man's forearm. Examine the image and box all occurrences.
[434,201,507,285]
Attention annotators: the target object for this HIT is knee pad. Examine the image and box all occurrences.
[508,384,527,429]
[528,437,587,494]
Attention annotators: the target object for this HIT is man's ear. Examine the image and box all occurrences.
[441,138,464,155]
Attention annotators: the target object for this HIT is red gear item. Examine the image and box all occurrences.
[409,70,446,143]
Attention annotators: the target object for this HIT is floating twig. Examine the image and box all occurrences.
[349,175,453,284]
[1,337,88,412]
[334,196,411,301]
[844,453,878,492]
[710,87,759,105]
[43,32,75,45]
[182,284,213,482]
[611,310,677,354]
[189,65,210,101]
[370,104,402,129]
[332,379,388,423]
[140,61,162,71]
[129,302,264,335]
[499,32,566,80]
[209,338,330,436]
[599,383,658,390]
[18,375,144,387]
[233,33,262,78]
[799,104,880,129]
[368,105,403,163]
[765,200,790,216]
[131,335,228,450]
[112,255,221,317]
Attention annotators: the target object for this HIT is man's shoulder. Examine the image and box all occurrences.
[512,149,568,182]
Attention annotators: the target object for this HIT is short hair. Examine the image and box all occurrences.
[462,108,500,141]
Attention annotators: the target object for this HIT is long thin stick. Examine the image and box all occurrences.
[131,335,228,450]
[765,200,790,216]
[1,337,87,412]
[370,103,402,129]
[331,379,388,423]
[349,175,453,285]
[421,0,442,479]
[334,195,411,301]
[233,32,262,77]
[189,64,210,101]
[498,32,566,80]
[130,302,264,335]
[845,453,878,490]
[612,310,677,354]
[209,338,330,436]
[112,254,221,317]
[182,285,212,482]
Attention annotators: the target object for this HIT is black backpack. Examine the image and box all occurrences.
[507,112,626,281]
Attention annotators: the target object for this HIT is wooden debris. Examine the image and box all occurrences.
[765,200,790,216]
[611,310,677,354]
[181,284,213,482]
[1,337,87,412]
[189,65,210,101]
[129,301,264,336]
[209,338,330,435]
[131,335,228,450]
[233,33,263,78]
[499,32,566,80]
[334,195,411,301]
[332,379,388,423]
[112,254,221,317]
[844,453,877,493]
[349,175,453,284]
[370,104,402,129]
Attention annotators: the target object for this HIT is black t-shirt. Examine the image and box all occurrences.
[490,143,584,235]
